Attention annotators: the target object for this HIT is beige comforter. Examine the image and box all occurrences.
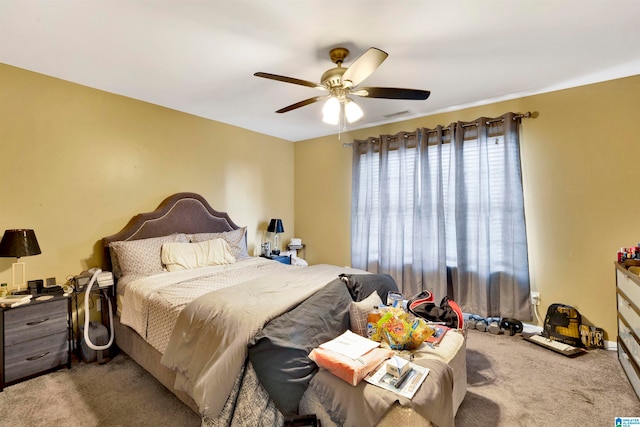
[160,264,364,418]
[119,257,293,353]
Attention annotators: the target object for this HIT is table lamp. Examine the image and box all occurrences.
[0,229,41,292]
[267,219,284,255]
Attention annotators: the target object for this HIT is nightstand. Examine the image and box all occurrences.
[261,254,291,265]
[0,295,71,391]
[287,244,306,259]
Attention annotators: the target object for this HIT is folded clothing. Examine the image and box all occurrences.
[308,347,394,386]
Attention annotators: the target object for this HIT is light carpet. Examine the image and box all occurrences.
[457,328,640,426]
[0,353,200,427]
[1,329,639,426]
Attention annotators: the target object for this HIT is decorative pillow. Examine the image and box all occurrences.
[109,233,188,278]
[349,290,383,337]
[188,227,249,260]
[161,238,235,272]
[339,273,399,302]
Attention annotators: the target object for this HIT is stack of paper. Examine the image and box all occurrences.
[319,330,380,360]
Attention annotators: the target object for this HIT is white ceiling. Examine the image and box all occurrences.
[1,1,639,142]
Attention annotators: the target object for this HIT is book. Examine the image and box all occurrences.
[424,325,449,347]
[364,360,429,399]
[0,294,33,308]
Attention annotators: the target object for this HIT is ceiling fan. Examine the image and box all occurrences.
[254,47,431,125]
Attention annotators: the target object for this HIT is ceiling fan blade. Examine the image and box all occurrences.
[254,72,326,90]
[341,47,388,87]
[354,87,431,100]
[276,95,329,113]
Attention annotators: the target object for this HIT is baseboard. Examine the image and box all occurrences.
[605,340,618,351]
[522,323,617,351]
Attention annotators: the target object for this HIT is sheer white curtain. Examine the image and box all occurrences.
[351,113,531,319]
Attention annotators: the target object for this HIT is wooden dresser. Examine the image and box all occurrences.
[616,262,640,399]
[0,295,71,390]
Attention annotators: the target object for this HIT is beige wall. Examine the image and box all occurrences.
[3,62,639,340]
[0,64,294,290]
[295,74,640,339]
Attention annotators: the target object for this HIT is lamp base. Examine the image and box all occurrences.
[273,234,280,254]
[11,260,26,293]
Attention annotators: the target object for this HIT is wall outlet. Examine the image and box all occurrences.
[530,292,541,306]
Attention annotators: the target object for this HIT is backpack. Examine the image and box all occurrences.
[408,291,464,329]
[542,303,583,347]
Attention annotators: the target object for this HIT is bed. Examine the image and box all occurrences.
[101,192,467,427]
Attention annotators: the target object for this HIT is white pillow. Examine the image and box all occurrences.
[161,238,236,272]
[188,227,249,259]
[349,290,383,337]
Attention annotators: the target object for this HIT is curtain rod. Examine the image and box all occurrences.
[343,111,534,147]
[460,111,532,129]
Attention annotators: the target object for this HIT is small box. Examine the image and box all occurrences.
[386,356,410,378]
[27,279,44,296]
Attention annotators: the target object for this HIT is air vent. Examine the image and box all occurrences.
[383,110,411,119]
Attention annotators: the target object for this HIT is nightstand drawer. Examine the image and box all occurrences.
[4,299,68,346]
[4,331,68,383]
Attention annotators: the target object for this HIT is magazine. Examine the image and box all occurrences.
[364,361,429,399]
[425,325,449,347]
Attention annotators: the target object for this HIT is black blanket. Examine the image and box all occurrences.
[248,278,352,415]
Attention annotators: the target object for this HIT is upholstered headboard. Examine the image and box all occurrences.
[101,192,241,271]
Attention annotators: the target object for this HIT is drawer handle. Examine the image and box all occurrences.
[26,317,49,326]
[26,351,50,361]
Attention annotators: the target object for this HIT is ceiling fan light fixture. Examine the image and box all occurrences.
[322,96,340,116]
[322,96,341,124]
[322,96,363,125]
[345,98,363,123]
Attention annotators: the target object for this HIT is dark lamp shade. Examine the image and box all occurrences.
[267,219,284,234]
[0,229,42,258]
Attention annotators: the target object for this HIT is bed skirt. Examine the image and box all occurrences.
[115,315,285,425]
[114,315,199,413]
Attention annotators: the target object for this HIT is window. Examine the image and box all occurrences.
[351,114,531,319]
